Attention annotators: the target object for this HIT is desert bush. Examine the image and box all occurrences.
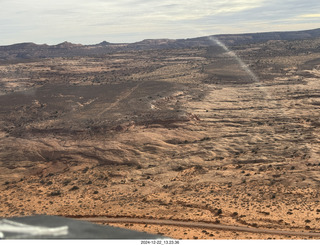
[69,186,79,191]
[46,181,53,186]
[82,167,89,173]
[231,212,238,217]
[63,179,71,186]
[48,190,61,196]
[172,166,184,171]
[216,209,222,215]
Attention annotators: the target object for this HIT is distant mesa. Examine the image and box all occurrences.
[98,41,111,46]
[54,41,83,49]
[9,42,38,49]
[135,39,176,45]
[1,27,320,61]
[3,42,48,50]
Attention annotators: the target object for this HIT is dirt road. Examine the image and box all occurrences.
[75,217,320,238]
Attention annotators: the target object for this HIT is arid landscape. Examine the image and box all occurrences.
[1,29,320,239]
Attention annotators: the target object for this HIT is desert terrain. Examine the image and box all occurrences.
[0,30,320,239]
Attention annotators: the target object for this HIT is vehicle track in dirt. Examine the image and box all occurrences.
[97,81,144,117]
[74,216,320,238]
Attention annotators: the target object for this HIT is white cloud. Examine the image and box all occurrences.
[298,13,320,18]
[0,0,319,44]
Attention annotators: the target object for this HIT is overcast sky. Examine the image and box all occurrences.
[1,0,320,45]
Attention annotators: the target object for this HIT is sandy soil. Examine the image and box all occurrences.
[0,39,320,239]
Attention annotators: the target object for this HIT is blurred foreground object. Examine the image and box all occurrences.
[0,215,166,239]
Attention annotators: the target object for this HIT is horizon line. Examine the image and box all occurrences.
[1,27,319,47]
